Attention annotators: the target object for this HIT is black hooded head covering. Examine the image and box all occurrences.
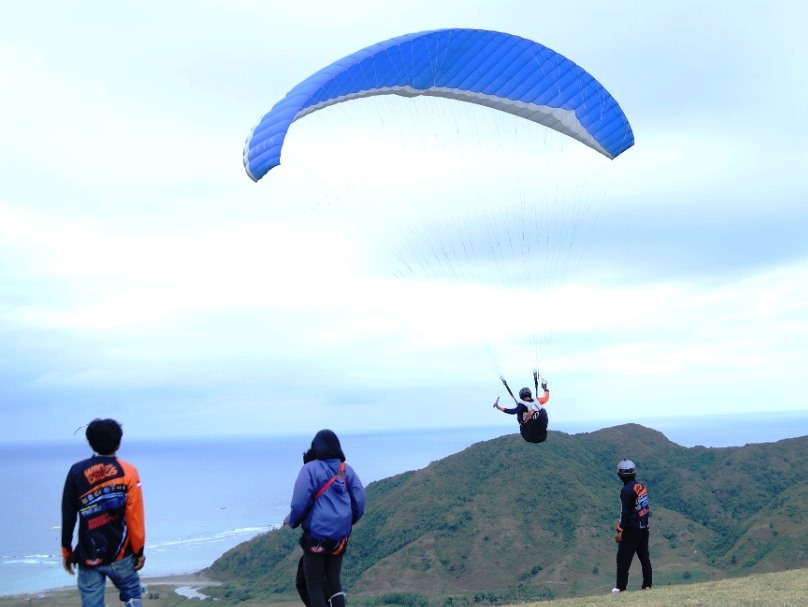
[310,429,346,462]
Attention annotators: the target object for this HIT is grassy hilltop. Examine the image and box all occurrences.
[4,569,807,607]
[206,424,808,604]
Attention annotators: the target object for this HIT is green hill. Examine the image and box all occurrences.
[205,424,808,604]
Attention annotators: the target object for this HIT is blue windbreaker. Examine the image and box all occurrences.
[289,458,366,540]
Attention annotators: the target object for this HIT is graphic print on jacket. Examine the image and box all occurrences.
[61,456,145,566]
[634,483,650,521]
[618,479,650,531]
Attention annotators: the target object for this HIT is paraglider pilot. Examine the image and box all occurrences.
[494,379,550,443]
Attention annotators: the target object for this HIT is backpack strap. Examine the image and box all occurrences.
[298,462,347,525]
[314,461,345,500]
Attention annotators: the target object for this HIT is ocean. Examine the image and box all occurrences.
[0,426,511,597]
[2,415,806,597]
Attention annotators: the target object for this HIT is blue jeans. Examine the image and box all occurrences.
[77,555,142,607]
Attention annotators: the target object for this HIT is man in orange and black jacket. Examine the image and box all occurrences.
[61,418,146,607]
[612,458,652,594]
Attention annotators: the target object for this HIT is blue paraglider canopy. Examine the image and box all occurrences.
[243,28,634,181]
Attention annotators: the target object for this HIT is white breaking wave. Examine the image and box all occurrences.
[147,525,276,550]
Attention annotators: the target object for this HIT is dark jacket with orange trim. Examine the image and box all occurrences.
[499,388,550,424]
[61,455,146,566]
[617,478,650,531]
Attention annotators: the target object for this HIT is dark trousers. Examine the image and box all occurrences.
[303,551,345,607]
[615,528,652,591]
[295,556,314,607]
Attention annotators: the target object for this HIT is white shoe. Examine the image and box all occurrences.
[611,588,622,594]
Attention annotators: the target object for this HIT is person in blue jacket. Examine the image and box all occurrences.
[286,429,366,607]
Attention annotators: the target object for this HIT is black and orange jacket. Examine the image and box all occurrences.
[61,455,145,566]
[617,478,650,531]
[501,388,551,424]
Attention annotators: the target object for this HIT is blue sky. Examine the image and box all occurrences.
[1,1,807,442]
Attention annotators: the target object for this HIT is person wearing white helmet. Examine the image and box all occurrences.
[612,459,652,594]
[493,378,551,443]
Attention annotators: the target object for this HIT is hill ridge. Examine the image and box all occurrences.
[206,424,808,602]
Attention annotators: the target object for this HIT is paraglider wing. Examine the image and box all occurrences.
[243,28,634,182]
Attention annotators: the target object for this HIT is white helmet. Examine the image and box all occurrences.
[617,459,636,478]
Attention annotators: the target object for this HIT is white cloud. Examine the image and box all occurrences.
[0,0,806,441]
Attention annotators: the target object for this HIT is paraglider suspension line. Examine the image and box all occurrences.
[500,376,519,404]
